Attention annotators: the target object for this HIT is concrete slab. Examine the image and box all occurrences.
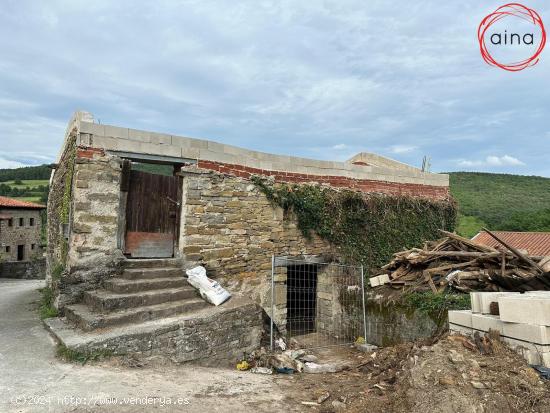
[478,292,520,314]
[471,313,504,334]
[502,322,550,345]
[448,310,473,328]
[470,292,482,313]
[498,296,550,326]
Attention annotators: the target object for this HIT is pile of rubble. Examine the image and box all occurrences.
[279,333,550,412]
[371,229,550,293]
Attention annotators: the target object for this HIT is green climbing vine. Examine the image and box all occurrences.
[252,177,457,270]
[57,137,76,266]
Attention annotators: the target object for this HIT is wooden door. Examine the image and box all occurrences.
[124,170,180,258]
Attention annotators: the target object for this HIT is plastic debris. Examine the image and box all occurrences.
[236,360,250,371]
[250,367,273,375]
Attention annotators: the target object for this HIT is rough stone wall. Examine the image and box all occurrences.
[0,208,43,262]
[50,144,125,309]
[179,166,336,316]
[0,258,46,279]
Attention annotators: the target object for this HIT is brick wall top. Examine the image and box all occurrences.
[61,111,449,189]
[193,161,450,200]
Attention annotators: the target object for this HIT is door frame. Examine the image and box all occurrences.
[118,159,185,258]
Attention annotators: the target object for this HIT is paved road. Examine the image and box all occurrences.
[0,279,289,412]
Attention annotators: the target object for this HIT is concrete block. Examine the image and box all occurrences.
[499,296,550,326]
[128,128,151,143]
[448,310,473,328]
[91,136,120,151]
[478,292,520,314]
[104,125,129,139]
[502,322,550,345]
[150,132,172,145]
[181,147,200,159]
[369,276,380,288]
[79,121,105,136]
[471,313,504,334]
[470,292,482,313]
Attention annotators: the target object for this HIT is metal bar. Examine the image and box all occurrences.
[270,254,275,351]
[360,264,367,342]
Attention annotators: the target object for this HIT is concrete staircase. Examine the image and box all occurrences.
[65,258,208,331]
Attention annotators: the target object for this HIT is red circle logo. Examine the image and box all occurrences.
[478,3,546,71]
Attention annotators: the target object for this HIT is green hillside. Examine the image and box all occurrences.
[0,164,51,204]
[449,172,550,237]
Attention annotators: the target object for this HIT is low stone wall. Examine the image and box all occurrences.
[46,296,263,366]
[0,258,46,279]
[365,299,445,346]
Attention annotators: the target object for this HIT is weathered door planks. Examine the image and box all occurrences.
[124,170,179,258]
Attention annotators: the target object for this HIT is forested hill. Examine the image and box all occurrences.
[449,172,550,237]
[0,164,51,182]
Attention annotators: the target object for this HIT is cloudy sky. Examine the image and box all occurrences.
[1,0,549,176]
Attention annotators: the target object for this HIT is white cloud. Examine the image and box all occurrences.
[332,143,348,150]
[389,145,417,154]
[0,157,25,169]
[458,155,525,168]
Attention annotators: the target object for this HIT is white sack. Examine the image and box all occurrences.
[185,266,231,306]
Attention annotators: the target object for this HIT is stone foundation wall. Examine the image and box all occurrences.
[0,258,46,279]
[179,166,336,316]
[55,297,263,366]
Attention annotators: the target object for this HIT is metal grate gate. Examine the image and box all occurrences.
[270,256,366,349]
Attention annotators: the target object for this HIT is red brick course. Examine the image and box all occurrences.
[77,147,105,159]
[197,160,449,200]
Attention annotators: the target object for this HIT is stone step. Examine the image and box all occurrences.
[120,267,183,280]
[84,287,198,312]
[123,258,182,270]
[104,277,188,293]
[65,298,208,331]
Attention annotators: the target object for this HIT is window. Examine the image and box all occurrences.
[19,218,24,227]
[31,244,36,250]
[5,246,10,253]
[30,218,35,226]
[8,218,13,227]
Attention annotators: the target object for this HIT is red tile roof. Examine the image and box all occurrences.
[472,231,550,256]
[0,196,45,209]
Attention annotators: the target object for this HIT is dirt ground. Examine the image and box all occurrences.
[277,333,550,412]
[4,280,550,413]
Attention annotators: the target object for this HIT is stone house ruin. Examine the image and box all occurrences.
[45,111,451,362]
[0,196,45,279]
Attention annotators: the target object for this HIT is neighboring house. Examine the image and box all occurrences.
[472,231,550,256]
[0,196,46,279]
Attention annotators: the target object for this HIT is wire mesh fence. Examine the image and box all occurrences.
[270,256,366,349]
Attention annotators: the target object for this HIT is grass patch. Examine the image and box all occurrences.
[56,344,113,364]
[38,287,58,319]
[2,179,50,189]
[403,291,471,317]
[456,214,486,238]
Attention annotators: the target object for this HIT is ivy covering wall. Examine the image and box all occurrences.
[252,177,457,271]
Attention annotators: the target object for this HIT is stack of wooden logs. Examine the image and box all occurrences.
[374,229,550,293]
